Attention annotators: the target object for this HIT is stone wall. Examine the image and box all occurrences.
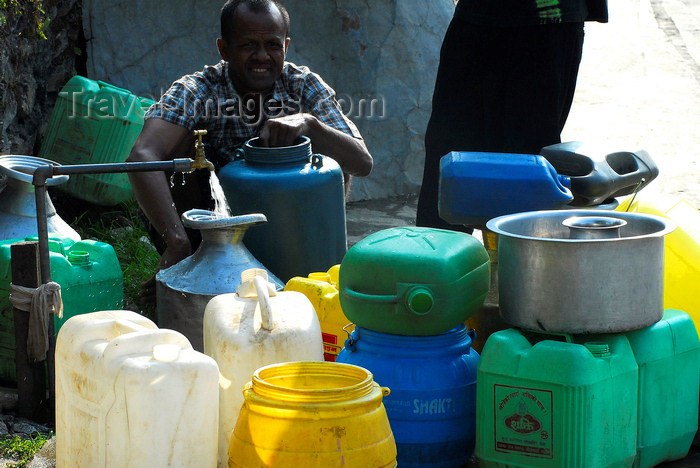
[82,0,456,201]
[0,0,82,155]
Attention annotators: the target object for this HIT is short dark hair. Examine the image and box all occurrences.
[220,0,290,41]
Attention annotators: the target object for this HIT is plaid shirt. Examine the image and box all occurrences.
[146,60,361,169]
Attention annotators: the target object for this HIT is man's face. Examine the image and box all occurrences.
[218,4,289,96]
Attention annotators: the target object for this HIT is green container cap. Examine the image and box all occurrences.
[67,251,90,266]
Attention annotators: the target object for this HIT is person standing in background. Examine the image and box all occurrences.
[416,0,608,232]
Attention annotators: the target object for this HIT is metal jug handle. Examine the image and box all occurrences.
[234,147,246,161]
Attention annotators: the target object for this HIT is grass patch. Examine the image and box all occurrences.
[0,432,53,467]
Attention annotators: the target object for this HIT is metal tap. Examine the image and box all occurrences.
[191,129,215,171]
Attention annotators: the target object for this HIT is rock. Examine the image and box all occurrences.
[10,421,37,435]
[0,0,81,155]
[26,436,56,468]
[0,387,17,413]
[0,420,8,436]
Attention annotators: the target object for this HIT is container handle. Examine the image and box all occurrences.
[252,274,273,331]
[113,318,152,335]
[341,287,398,304]
[342,285,434,316]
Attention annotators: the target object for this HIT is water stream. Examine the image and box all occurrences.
[169,170,232,218]
[209,170,232,218]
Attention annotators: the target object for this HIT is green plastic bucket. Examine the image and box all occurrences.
[475,329,638,467]
[0,236,123,383]
[38,75,154,206]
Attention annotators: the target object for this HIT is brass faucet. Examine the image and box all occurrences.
[191,129,215,171]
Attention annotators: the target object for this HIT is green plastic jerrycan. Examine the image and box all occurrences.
[0,236,123,383]
[476,329,638,468]
[625,309,700,468]
[339,227,489,336]
[38,75,154,206]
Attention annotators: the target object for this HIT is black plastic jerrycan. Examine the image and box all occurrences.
[540,141,659,206]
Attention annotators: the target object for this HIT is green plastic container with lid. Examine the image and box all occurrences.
[475,328,638,467]
[339,226,490,336]
[625,309,700,468]
[0,235,123,383]
[38,75,154,206]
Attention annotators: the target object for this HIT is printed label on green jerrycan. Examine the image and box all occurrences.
[624,309,700,468]
[38,75,154,206]
[617,194,700,338]
[55,310,219,468]
[0,235,123,383]
[339,226,489,336]
[438,151,573,227]
[228,361,397,467]
[203,269,324,468]
[218,136,347,283]
[338,324,479,467]
[285,264,351,361]
[476,329,638,467]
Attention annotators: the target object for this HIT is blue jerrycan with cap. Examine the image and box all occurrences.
[438,151,573,228]
[337,324,480,467]
[218,136,346,283]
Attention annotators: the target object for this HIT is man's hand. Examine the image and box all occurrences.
[258,113,311,147]
[258,112,372,178]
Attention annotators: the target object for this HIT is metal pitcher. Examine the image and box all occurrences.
[155,209,284,351]
[0,155,80,241]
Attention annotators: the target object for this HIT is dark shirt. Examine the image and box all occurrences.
[456,0,608,26]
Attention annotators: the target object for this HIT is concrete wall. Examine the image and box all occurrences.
[82,0,455,201]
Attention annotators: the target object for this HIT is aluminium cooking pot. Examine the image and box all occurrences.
[486,209,676,334]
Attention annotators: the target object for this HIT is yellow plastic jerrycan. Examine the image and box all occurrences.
[229,361,397,467]
[55,310,219,468]
[617,194,700,336]
[203,269,324,468]
[285,264,352,361]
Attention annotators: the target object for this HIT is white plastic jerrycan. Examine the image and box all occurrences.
[55,310,219,468]
[203,268,324,467]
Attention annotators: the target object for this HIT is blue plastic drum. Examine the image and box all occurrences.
[337,324,479,467]
[218,136,346,282]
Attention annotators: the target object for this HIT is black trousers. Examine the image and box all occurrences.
[416,19,585,231]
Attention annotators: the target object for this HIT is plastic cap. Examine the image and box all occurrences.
[67,251,90,265]
[406,287,434,315]
[584,342,611,358]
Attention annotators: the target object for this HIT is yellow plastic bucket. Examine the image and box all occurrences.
[228,361,397,467]
[616,194,700,336]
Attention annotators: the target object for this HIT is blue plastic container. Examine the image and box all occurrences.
[337,324,479,467]
[438,151,573,227]
[218,137,346,282]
